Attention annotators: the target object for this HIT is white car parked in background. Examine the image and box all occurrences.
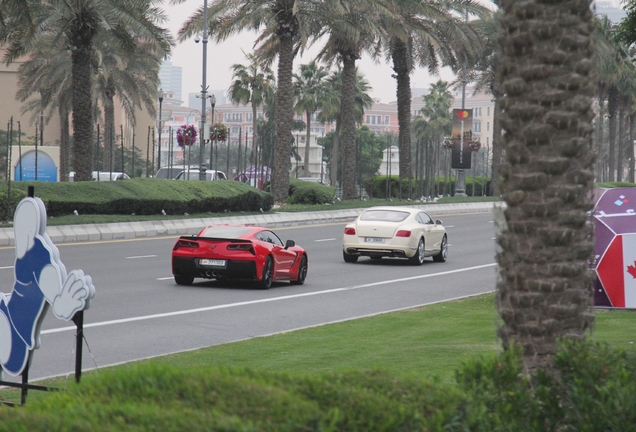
[174,169,227,181]
[342,206,447,265]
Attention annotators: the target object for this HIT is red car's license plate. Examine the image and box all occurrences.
[199,259,226,267]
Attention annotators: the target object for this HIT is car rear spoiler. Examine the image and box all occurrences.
[178,236,252,243]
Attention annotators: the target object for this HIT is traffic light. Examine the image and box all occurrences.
[456,110,469,119]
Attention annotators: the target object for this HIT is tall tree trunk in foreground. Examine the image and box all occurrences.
[496,0,596,375]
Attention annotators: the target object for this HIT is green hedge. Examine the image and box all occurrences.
[286,178,335,205]
[2,178,273,218]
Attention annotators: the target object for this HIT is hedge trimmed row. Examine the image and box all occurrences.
[286,178,335,205]
[2,178,274,218]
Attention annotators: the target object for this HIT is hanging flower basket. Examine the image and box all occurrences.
[469,140,481,152]
[443,137,453,149]
[176,125,197,147]
[210,123,228,142]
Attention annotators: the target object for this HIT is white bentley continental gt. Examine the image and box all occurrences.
[342,207,447,264]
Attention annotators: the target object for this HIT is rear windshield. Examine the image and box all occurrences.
[359,210,410,222]
[200,226,252,238]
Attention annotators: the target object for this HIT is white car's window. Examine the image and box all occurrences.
[418,212,433,224]
[360,210,409,222]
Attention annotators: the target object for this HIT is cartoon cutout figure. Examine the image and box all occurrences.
[0,197,95,376]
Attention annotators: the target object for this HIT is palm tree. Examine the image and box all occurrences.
[177,0,319,204]
[413,81,452,198]
[1,0,171,182]
[228,52,276,169]
[293,60,329,176]
[313,0,394,199]
[461,8,503,195]
[383,0,488,192]
[496,0,596,375]
[596,16,636,182]
[318,67,374,187]
[15,33,74,181]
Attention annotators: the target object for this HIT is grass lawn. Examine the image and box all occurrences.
[3,292,634,406]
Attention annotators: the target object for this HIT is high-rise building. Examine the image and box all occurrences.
[159,57,183,102]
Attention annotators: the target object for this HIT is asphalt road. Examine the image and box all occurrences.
[0,210,497,381]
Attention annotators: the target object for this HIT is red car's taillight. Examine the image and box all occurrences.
[173,239,199,250]
[227,243,255,254]
[396,230,411,237]
[344,227,356,235]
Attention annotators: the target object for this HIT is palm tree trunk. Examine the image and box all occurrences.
[596,89,606,181]
[630,113,635,183]
[304,110,311,176]
[607,86,618,182]
[496,0,596,375]
[391,37,413,185]
[618,107,626,182]
[340,54,358,200]
[331,120,341,187]
[490,96,503,196]
[71,45,95,181]
[272,34,295,203]
[59,105,70,182]
[252,103,258,168]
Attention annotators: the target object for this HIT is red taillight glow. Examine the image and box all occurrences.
[227,243,252,251]
[173,240,199,250]
[344,227,356,235]
[396,230,411,237]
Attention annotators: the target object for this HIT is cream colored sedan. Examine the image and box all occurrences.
[342,207,447,265]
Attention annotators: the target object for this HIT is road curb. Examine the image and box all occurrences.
[0,202,499,246]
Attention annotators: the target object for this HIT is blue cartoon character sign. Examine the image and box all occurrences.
[0,196,95,376]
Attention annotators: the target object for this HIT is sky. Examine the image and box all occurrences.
[164,1,475,105]
[164,1,625,105]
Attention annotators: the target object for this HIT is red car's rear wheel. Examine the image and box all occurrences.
[259,256,273,289]
[291,255,308,285]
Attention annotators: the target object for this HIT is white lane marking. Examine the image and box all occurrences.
[444,225,455,228]
[315,238,336,242]
[43,263,497,335]
[158,276,174,280]
[126,255,158,259]
[0,266,13,270]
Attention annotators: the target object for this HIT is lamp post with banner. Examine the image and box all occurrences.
[451,108,473,196]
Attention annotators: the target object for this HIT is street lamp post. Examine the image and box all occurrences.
[157,88,164,171]
[209,94,216,170]
[198,0,209,180]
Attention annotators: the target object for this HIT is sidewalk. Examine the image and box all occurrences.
[0,202,497,246]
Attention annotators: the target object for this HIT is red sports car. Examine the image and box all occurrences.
[171,225,308,289]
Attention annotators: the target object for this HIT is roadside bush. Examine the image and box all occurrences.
[287,178,335,205]
[449,339,636,431]
[0,186,28,221]
[365,176,456,199]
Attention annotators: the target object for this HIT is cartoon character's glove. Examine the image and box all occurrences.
[52,270,96,321]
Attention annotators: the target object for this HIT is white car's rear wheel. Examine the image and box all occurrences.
[433,235,448,263]
[343,250,358,263]
[408,238,425,265]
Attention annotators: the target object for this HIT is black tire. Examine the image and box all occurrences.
[408,238,425,265]
[343,250,358,263]
[433,235,448,263]
[174,274,194,286]
[291,255,308,285]
[259,256,274,289]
